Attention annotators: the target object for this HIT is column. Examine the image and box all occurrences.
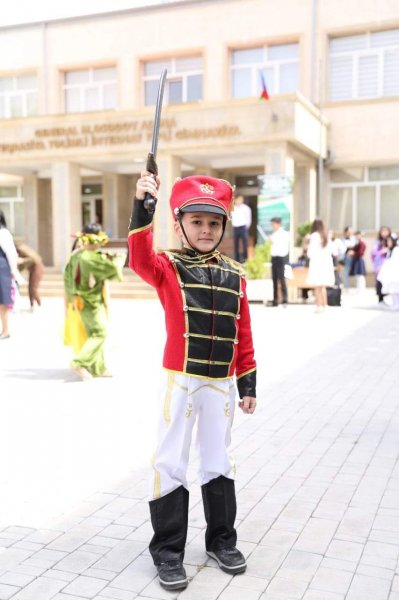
[23,175,39,250]
[155,155,182,248]
[308,165,317,222]
[102,173,120,238]
[51,162,81,268]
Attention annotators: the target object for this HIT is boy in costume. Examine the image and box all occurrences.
[128,172,257,591]
[64,223,125,380]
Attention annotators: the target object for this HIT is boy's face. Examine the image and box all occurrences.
[175,211,224,253]
[271,221,280,231]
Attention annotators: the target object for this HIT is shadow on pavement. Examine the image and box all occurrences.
[4,368,80,383]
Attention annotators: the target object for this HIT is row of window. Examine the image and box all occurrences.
[329,166,399,232]
[4,165,398,239]
[1,27,398,118]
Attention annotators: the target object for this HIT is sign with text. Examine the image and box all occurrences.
[257,174,293,241]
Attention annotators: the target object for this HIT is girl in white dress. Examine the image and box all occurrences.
[377,236,399,310]
[307,219,335,312]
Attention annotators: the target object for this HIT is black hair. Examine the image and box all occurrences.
[378,226,391,242]
[82,223,101,235]
[0,210,7,229]
[270,217,282,224]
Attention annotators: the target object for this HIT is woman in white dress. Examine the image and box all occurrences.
[307,219,335,312]
[377,236,399,310]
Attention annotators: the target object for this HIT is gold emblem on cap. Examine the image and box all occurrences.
[200,183,214,194]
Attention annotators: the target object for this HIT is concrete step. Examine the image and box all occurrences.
[19,269,156,299]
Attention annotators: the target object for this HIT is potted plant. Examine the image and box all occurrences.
[244,241,272,302]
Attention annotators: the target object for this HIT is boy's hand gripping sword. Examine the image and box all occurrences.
[143,68,167,214]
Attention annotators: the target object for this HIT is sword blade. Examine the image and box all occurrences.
[150,68,167,159]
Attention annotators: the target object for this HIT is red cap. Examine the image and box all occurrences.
[170,176,234,220]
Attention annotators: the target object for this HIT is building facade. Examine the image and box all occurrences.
[0,0,398,266]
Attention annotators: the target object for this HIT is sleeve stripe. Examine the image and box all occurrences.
[128,223,153,237]
[236,367,256,380]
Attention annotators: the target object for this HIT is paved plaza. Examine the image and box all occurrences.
[0,292,399,600]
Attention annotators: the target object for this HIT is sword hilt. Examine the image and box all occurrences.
[144,152,158,214]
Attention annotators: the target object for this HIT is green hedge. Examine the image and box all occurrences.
[244,241,271,280]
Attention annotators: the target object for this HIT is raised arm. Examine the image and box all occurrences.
[128,171,166,288]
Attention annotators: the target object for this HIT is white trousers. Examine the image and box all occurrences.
[150,371,236,500]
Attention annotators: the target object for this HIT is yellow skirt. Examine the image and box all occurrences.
[63,299,87,353]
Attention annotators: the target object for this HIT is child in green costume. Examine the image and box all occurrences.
[64,223,125,380]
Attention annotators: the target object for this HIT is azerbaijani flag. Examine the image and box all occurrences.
[259,71,269,101]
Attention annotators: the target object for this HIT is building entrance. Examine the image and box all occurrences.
[81,183,103,228]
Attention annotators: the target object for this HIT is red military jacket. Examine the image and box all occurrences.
[128,200,256,398]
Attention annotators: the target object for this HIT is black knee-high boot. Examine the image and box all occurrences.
[149,486,189,590]
[201,475,246,574]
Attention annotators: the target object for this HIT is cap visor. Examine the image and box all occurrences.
[180,203,226,216]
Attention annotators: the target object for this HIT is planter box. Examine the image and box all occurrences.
[246,278,273,303]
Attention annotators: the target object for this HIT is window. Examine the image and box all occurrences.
[231,43,299,98]
[329,29,399,101]
[0,187,24,237]
[0,74,38,119]
[329,166,399,231]
[143,56,203,106]
[63,67,117,113]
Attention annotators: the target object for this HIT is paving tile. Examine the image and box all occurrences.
[356,564,395,581]
[43,569,78,582]
[8,576,66,599]
[320,557,357,573]
[325,539,363,562]
[218,587,261,600]
[82,568,116,581]
[294,518,338,554]
[309,566,353,594]
[0,583,20,600]
[303,591,345,600]
[276,550,322,582]
[110,555,155,593]
[346,574,391,600]
[62,575,107,598]
[246,546,287,578]
[0,572,35,587]
[229,574,268,592]
[176,566,231,600]
[52,595,89,600]
[93,541,147,572]
[262,576,308,598]
[54,550,100,574]
[99,525,133,540]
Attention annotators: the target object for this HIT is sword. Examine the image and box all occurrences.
[144,68,167,214]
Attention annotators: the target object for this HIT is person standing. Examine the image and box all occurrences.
[64,223,125,380]
[128,173,256,591]
[270,217,290,307]
[307,218,335,312]
[231,194,252,263]
[377,234,399,310]
[0,210,23,339]
[16,243,44,310]
[350,231,367,291]
[341,226,356,290]
[371,226,391,303]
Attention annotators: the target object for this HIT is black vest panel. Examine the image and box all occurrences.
[172,253,243,379]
